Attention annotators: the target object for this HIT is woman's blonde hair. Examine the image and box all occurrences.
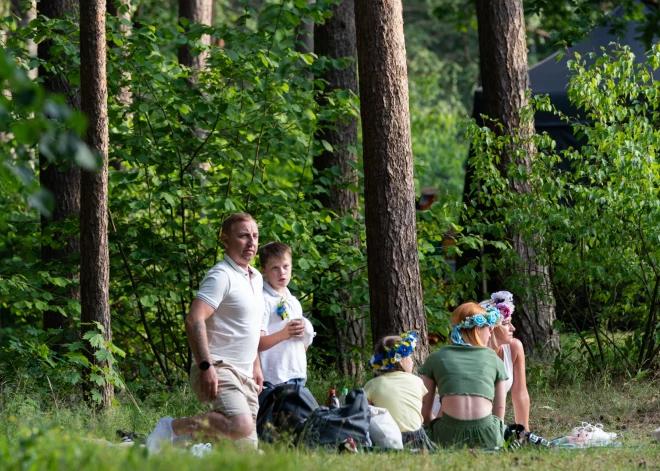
[372,335,405,375]
[450,302,488,347]
[487,330,500,350]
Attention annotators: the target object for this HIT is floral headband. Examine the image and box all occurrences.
[368,331,418,372]
[450,306,501,347]
[478,291,515,323]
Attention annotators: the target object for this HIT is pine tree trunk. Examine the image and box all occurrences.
[475,0,559,354]
[354,0,429,363]
[313,0,364,379]
[178,0,213,71]
[38,0,81,331]
[80,0,113,407]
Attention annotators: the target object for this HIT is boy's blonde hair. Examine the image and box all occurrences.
[258,241,292,268]
[450,302,488,347]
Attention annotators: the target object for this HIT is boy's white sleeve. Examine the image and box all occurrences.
[302,318,315,347]
[195,269,230,310]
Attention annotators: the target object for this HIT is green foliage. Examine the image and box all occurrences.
[103,1,368,385]
[0,45,96,216]
[0,0,483,394]
[465,44,660,373]
[407,37,468,203]
[0,1,372,389]
[524,0,658,49]
[0,321,127,404]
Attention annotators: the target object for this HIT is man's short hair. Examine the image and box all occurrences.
[221,212,255,235]
[258,242,292,268]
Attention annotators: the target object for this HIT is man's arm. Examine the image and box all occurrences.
[185,298,217,398]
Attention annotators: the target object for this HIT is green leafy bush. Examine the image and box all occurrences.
[465,44,660,374]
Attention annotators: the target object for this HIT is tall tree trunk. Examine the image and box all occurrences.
[475,0,559,354]
[354,0,429,363]
[80,0,113,407]
[38,0,81,331]
[313,0,364,379]
[178,0,213,71]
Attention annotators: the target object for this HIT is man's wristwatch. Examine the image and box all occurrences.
[199,360,211,371]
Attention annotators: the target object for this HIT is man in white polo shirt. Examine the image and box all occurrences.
[147,212,265,451]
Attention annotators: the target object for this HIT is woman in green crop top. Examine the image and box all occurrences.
[419,302,508,449]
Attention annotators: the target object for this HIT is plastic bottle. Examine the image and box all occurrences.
[338,387,349,406]
[326,389,340,409]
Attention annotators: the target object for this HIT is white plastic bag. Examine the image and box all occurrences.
[368,406,403,449]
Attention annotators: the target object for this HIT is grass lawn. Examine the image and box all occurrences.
[1,369,659,470]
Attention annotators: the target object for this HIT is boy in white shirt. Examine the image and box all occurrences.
[258,242,314,392]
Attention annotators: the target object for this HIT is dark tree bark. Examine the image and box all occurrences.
[313,0,364,379]
[38,0,81,331]
[80,0,113,407]
[178,0,213,71]
[475,0,559,354]
[354,0,429,363]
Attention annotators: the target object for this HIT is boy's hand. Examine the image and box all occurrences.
[281,319,305,340]
[201,366,219,399]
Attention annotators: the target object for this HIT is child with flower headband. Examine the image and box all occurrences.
[419,302,508,449]
[258,242,314,393]
[363,332,437,450]
[481,291,531,431]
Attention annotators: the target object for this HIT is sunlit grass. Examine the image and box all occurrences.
[1,358,659,470]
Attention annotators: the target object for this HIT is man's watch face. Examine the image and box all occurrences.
[199,361,211,371]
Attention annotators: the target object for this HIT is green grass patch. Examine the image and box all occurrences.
[1,368,659,470]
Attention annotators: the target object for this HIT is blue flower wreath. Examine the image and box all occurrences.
[368,331,419,372]
[450,306,501,347]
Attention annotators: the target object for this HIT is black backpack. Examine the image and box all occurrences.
[257,384,319,443]
[295,388,372,449]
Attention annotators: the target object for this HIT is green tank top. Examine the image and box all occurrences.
[418,345,508,401]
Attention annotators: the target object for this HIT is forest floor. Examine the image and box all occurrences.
[1,368,659,470]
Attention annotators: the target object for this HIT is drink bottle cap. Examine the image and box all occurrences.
[342,388,348,394]
[329,389,336,394]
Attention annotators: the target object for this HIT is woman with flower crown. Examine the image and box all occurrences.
[363,332,437,450]
[480,291,530,432]
[419,302,507,449]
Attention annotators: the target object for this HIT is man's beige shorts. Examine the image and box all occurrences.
[190,362,259,447]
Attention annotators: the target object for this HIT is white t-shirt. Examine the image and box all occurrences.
[259,281,311,385]
[195,255,265,377]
